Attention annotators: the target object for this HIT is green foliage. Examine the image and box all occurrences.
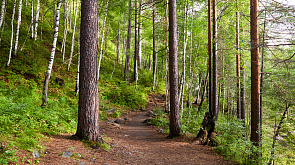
[104,81,148,108]
[150,108,170,133]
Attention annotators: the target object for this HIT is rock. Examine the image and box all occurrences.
[78,162,85,165]
[143,118,152,123]
[112,123,121,128]
[157,129,164,133]
[33,149,40,158]
[105,108,117,115]
[105,119,115,124]
[62,151,73,158]
[115,119,125,124]
[77,153,82,158]
[140,108,146,111]
[145,111,154,117]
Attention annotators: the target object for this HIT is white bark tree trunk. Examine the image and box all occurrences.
[42,0,62,106]
[14,0,23,56]
[0,0,6,29]
[61,1,68,62]
[34,0,40,40]
[67,0,79,70]
[31,0,34,38]
[7,0,17,66]
[97,0,109,81]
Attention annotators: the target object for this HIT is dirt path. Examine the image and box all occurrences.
[35,94,232,165]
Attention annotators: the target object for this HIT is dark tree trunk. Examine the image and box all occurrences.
[208,0,212,117]
[75,0,102,142]
[250,0,261,148]
[168,0,181,137]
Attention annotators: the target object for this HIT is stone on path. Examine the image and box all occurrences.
[105,108,116,115]
[115,119,125,124]
[33,149,40,158]
[62,151,73,158]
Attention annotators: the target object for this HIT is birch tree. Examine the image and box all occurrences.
[42,0,62,106]
[97,0,109,81]
[31,0,34,38]
[68,0,79,70]
[14,0,23,56]
[34,0,40,40]
[0,0,6,29]
[7,0,17,66]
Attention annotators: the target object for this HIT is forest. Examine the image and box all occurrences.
[0,0,295,164]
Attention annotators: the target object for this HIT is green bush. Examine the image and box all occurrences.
[105,81,147,108]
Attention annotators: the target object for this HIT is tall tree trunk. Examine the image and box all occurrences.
[34,0,40,40]
[268,104,289,165]
[42,0,62,106]
[75,0,102,142]
[236,0,241,119]
[138,0,142,70]
[116,22,120,64]
[169,0,181,137]
[212,0,218,118]
[75,46,80,96]
[134,0,138,82]
[208,0,212,116]
[68,0,79,70]
[61,1,68,62]
[0,0,6,29]
[98,0,109,81]
[250,0,261,149]
[7,0,17,66]
[31,0,34,39]
[125,0,132,82]
[14,0,23,57]
[152,7,156,88]
[40,2,44,40]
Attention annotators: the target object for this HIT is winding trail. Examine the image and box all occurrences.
[36,94,233,164]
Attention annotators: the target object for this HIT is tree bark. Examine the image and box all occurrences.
[125,0,132,82]
[34,0,40,40]
[75,0,102,142]
[250,0,261,148]
[14,0,23,56]
[42,0,62,106]
[98,0,109,81]
[212,0,218,118]
[68,0,79,70]
[208,0,212,117]
[134,0,138,82]
[168,0,181,137]
[7,0,17,66]
[0,0,6,29]
[236,0,241,119]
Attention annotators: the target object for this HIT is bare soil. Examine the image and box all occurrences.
[18,94,233,164]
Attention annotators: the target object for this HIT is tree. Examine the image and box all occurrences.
[168,0,181,137]
[236,0,241,119]
[250,0,261,148]
[75,0,102,142]
[208,0,212,116]
[7,0,17,66]
[42,0,62,106]
[14,0,23,56]
[212,0,218,118]
[125,0,132,82]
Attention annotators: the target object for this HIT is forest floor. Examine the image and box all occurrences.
[20,94,233,165]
